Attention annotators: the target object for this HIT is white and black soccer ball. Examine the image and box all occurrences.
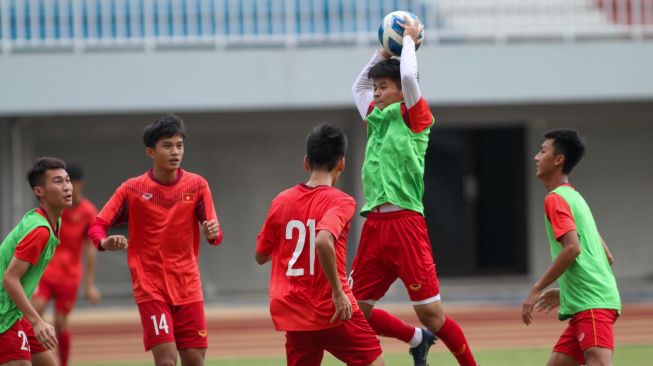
[378,10,424,57]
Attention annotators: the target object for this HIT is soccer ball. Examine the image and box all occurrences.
[378,11,424,57]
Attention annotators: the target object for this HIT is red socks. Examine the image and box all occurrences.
[436,316,477,366]
[368,308,415,343]
[57,330,71,366]
[368,308,477,366]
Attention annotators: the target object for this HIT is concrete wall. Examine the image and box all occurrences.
[1,41,653,116]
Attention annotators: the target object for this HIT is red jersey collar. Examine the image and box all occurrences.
[299,183,332,190]
[148,168,184,186]
[36,207,59,237]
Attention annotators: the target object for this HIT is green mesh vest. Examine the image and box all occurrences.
[0,209,60,332]
[545,185,621,320]
[361,102,433,215]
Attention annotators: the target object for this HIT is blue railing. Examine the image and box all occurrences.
[1,0,651,53]
[0,0,428,46]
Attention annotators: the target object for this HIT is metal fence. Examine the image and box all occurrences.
[1,0,652,54]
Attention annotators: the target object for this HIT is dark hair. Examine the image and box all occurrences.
[143,115,186,148]
[306,124,348,171]
[27,157,67,188]
[543,129,586,174]
[66,163,84,181]
[368,59,401,88]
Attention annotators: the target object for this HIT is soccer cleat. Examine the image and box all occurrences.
[409,328,436,366]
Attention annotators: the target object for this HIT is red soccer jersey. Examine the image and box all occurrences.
[42,199,97,286]
[545,183,577,240]
[366,97,433,133]
[256,184,358,331]
[15,209,52,265]
[89,169,221,305]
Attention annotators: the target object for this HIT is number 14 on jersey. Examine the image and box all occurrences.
[286,219,316,277]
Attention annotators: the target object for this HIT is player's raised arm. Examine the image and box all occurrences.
[398,16,424,109]
[352,50,389,120]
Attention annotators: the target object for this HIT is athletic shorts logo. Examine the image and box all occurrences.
[409,283,422,291]
[183,193,195,202]
[142,193,153,200]
[198,330,207,337]
[578,333,585,342]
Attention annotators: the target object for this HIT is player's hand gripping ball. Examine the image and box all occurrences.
[378,11,424,57]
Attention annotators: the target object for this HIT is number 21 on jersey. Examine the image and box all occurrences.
[286,219,316,276]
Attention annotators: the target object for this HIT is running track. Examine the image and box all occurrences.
[66,303,653,363]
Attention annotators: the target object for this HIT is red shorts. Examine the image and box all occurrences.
[137,301,208,351]
[0,317,49,363]
[350,210,440,304]
[285,310,382,366]
[33,277,79,315]
[553,309,619,364]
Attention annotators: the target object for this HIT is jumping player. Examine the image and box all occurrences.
[88,115,223,366]
[350,16,478,366]
[256,124,384,366]
[523,129,621,366]
[0,157,72,366]
[32,163,101,366]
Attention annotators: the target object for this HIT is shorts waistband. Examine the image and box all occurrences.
[369,204,403,213]
[365,208,422,220]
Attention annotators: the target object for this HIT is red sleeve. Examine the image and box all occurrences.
[315,196,356,239]
[544,193,577,240]
[360,102,375,124]
[91,184,129,251]
[196,180,222,245]
[83,201,99,242]
[88,217,111,251]
[366,102,375,116]
[402,97,434,133]
[256,201,280,256]
[97,184,129,227]
[14,227,51,265]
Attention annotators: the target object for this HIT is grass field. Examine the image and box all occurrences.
[78,344,652,366]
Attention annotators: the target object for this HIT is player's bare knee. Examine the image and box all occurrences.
[180,359,204,366]
[415,305,445,332]
[154,357,177,366]
[420,314,445,333]
[179,350,206,366]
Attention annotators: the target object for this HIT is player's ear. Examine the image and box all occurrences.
[32,185,45,199]
[303,156,310,172]
[145,147,155,159]
[338,157,345,172]
[554,153,565,168]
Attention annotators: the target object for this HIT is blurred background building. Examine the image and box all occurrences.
[1,0,652,304]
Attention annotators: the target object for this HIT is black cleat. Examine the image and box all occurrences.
[409,328,436,366]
